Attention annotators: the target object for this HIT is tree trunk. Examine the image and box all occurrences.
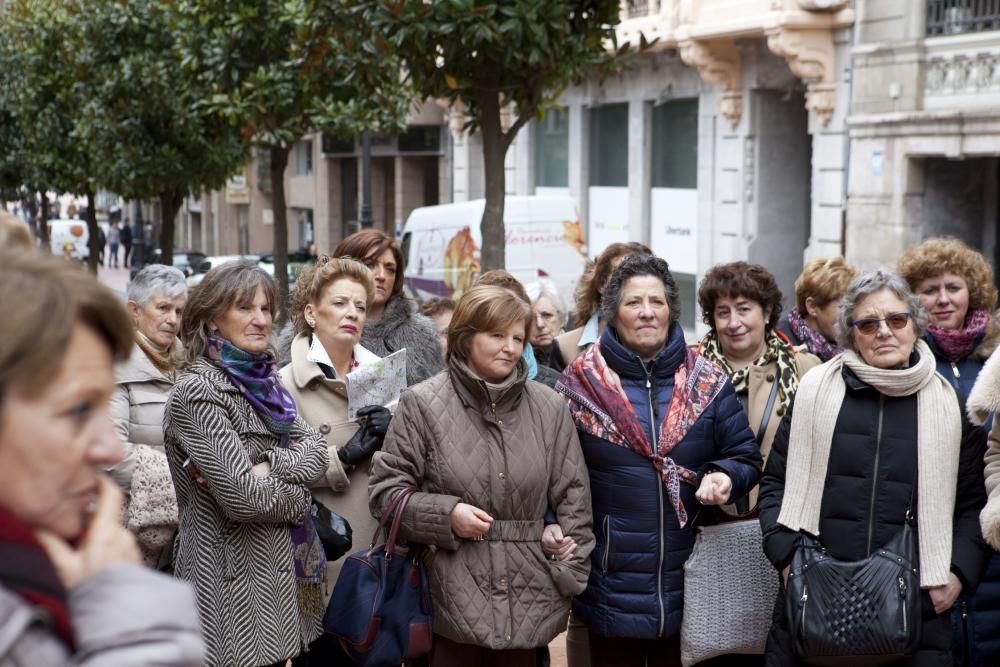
[269,143,291,326]
[476,83,507,272]
[84,189,100,274]
[38,193,50,252]
[159,190,183,267]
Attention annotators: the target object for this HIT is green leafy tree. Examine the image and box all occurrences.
[173,0,410,321]
[74,0,249,267]
[371,0,626,271]
[2,0,104,271]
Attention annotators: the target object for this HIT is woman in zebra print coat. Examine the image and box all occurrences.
[164,262,329,667]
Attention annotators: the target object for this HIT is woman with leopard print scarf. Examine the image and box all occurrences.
[696,263,821,518]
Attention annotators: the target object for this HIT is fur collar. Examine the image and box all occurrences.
[967,341,1000,424]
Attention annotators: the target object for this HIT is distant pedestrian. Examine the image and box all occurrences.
[120,219,133,267]
[97,224,107,265]
[108,222,121,268]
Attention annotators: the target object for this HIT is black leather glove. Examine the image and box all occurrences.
[337,426,380,466]
[357,405,392,438]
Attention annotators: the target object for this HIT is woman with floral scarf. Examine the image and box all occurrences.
[164,262,328,667]
[776,257,857,362]
[898,236,1000,667]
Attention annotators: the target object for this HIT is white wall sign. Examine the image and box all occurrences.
[650,188,698,275]
[587,186,630,257]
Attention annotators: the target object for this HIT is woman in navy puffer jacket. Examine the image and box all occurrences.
[556,255,762,666]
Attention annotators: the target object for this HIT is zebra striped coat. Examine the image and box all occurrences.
[163,358,328,667]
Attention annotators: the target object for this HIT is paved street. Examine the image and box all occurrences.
[96,264,129,295]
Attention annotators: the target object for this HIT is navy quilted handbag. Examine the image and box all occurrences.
[323,488,433,667]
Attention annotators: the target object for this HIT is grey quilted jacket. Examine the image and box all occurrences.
[368,359,594,650]
[163,358,329,667]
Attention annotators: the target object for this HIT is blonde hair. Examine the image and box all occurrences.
[897,237,998,313]
[0,248,132,402]
[290,256,375,337]
[794,257,858,313]
[178,261,277,366]
[447,284,532,363]
[0,211,33,249]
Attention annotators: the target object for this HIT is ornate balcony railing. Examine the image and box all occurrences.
[927,0,1000,36]
[623,0,655,19]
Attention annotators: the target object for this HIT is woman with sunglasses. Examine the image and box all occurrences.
[758,269,989,666]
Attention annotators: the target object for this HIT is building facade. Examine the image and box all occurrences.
[453,0,854,330]
[847,0,1000,275]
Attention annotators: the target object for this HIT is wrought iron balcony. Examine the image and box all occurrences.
[927,0,1000,36]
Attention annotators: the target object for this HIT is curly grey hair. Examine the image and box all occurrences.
[837,268,928,351]
[127,264,187,305]
[600,254,681,328]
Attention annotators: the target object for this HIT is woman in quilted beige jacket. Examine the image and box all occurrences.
[108,264,187,569]
[369,283,595,667]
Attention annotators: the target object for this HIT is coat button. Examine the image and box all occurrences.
[777,406,786,417]
[319,423,331,435]
[504,633,511,642]
[498,577,508,589]
[766,374,775,383]
[498,472,506,480]
[497,420,504,426]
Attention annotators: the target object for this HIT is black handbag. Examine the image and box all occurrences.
[311,498,353,562]
[785,472,920,666]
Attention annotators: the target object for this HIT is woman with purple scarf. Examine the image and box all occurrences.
[898,237,1000,667]
[776,256,857,362]
[164,262,329,667]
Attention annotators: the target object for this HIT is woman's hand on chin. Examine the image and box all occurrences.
[36,477,139,588]
[695,471,733,506]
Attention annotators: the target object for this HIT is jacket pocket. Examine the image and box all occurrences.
[600,515,612,573]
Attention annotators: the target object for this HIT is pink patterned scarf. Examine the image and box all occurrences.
[556,341,728,527]
[926,309,989,363]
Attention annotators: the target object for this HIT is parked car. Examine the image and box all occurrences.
[133,249,208,279]
[186,254,260,288]
[257,251,315,286]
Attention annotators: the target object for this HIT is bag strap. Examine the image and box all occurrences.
[384,489,415,560]
[733,379,781,515]
[905,462,918,525]
[755,378,781,448]
[368,487,415,549]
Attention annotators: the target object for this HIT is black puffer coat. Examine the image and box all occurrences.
[758,366,990,667]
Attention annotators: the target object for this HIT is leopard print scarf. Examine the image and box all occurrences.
[699,328,800,412]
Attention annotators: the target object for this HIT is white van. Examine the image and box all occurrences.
[47,218,90,260]
[401,196,588,309]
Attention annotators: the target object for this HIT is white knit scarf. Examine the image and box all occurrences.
[777,339,961,587]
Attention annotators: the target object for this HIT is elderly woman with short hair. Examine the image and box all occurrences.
[108,263,187,569]
[557,254,762,666]
[164,262,329,667]
[758,268,989,666]
[526,280,566,370]
[0,249,203,665]
[369,283,594,667]
[777,256,857,362]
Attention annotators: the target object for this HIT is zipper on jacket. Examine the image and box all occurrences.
[601,515,610,572]
[867,395,885,555]
[799,586,809,634]
[961,600,970,664]
[644,362,666,637]
[951,362,961,379]
[898,576,908,635]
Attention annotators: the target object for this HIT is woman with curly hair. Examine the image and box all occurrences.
[898,237,1000,402]
[899,237,1000,667]
[776,257,857,362]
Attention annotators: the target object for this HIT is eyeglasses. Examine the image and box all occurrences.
[850,312,912,335]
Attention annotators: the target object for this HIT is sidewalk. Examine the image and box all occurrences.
[97,264,130,296]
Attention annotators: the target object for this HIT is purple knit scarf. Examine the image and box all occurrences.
[927,309,989,363]
[786,307,842,362]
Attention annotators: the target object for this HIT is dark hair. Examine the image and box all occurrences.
[574,242,653,323]
[0,248,133,402]
[333,229,405,299]
[419,297,456,318]
[697,261,783,330]
[600,254,681,327]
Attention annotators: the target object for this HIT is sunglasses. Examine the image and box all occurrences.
[850,312,912,335]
